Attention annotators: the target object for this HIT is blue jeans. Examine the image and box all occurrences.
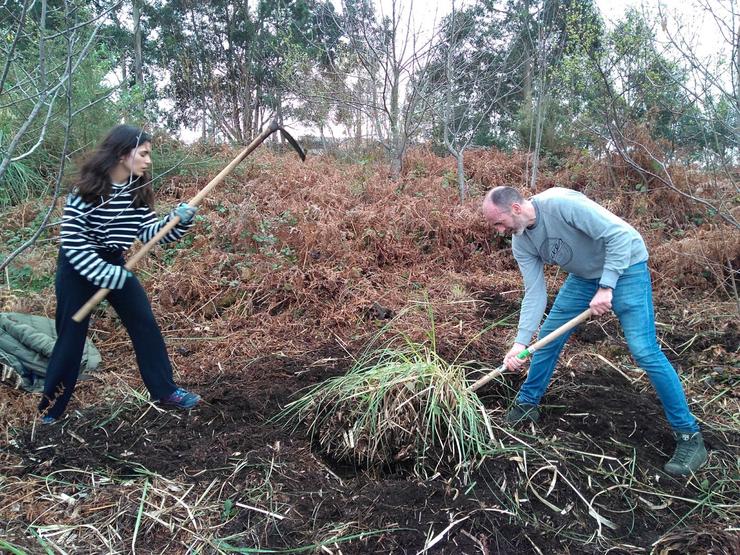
[517,262,699,433]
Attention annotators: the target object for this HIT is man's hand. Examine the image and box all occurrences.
[590,287,613,316]
[504,343,528,372]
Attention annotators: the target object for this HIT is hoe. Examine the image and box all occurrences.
[73,120,305,323]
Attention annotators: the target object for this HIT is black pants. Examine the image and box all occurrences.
[39,250,177,419]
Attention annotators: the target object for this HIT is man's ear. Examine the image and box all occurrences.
[510,202,522,215]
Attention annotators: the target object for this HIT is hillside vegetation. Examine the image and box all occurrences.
[1,147,738,554]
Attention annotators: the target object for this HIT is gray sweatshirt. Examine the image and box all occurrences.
[512,187,648,345]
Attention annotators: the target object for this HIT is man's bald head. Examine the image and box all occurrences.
[481,186,533,236]
[485,186,524,212]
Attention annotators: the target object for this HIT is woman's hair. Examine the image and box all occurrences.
[74,125,154,207]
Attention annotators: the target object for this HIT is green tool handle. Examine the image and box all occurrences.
[469,308,592,392]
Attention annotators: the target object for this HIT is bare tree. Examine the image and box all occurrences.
[0,0,121,273]
[436,2,525,200]
[527,8,556,189]
[133,0,144,87]
[0,0,119,184]
[656,1,739,173]
[587,3,739,230]
[304,0,438,177]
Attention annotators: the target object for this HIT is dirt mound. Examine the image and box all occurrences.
[7,350,736,554]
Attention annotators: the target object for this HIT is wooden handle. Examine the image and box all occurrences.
[468,363,506,392]
[71,121,281,323]
[72,287,112,323]
[186,120,279,209]
[526,308,592,354]
[469,308,592,392]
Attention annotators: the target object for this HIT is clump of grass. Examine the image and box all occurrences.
[0,157,48,207]
[281,336,496,482]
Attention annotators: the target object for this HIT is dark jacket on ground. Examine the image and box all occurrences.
[0,312,101,392]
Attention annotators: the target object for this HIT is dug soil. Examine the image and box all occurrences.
[9,339,734,554]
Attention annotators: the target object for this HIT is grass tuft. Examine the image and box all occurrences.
[280,337,497,482]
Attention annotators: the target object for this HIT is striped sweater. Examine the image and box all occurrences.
[60,181,194,289]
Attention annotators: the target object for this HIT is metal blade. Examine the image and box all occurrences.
[279,128,306,161]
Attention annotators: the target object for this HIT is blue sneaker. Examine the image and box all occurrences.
[664,432,708,476]
[159,387,201,409]
[40,415,56,424]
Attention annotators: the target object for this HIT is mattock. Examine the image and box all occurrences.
[72,120,306,323]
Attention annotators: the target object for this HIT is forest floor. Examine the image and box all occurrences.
[1,147,738,554]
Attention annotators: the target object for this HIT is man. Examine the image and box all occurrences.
[481,185,707,476]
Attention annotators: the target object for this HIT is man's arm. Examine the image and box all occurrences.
[502,247,546,371]
[512,241,548,346]
[556,195,640,289]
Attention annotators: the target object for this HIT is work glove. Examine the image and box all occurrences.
[173,202,198,224]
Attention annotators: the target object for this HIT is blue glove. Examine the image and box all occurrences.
[173,202,198,224]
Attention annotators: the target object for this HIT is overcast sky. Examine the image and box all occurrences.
[366,0,727,46]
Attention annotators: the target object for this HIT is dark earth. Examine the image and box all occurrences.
[4,292,737,554]
[8,338,735,554]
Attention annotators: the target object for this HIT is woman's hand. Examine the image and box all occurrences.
[173,202,198,224]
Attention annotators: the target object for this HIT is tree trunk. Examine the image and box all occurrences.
[201,106,207,142]
[355,107,362,147]
[253,86,261,136]
[530,87,546,189]
[243,73,252,139]
[120,52,128,120]
[277,96,284,144]
[133,0,144,87]
[389,68,402,178]
[456,149,466,201]
[521,0,533,157]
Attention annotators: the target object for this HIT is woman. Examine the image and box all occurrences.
[39,125,201,423]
